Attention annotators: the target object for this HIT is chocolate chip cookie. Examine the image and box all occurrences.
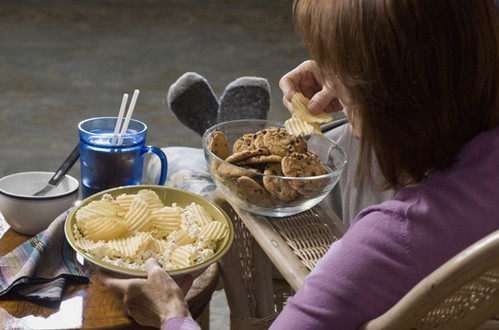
[262,163,300,201]
[208,130,231,160]
[281,152,328,196]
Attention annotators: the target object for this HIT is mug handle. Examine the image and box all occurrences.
[142,146,168,185]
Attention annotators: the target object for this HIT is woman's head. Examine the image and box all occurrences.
[294,0,499,188]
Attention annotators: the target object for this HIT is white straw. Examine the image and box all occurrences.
[111,93,129,145]
[117,89,140,146]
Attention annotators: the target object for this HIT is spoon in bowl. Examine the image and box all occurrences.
[33,144,80,196]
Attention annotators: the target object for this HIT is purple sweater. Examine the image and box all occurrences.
[165,126,499,330]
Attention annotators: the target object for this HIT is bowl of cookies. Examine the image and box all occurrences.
[64,185,234,280]
[202,119,347,217]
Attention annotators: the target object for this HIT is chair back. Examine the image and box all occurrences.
[361,229,499,330]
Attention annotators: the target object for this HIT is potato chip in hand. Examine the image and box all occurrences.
[285,92,333,136]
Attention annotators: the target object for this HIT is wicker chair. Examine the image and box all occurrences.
[213,192,346,329]
[360,229,499,330]
[214,189,499,330]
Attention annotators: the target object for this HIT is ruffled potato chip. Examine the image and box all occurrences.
[75,200,128,241]
[285,116,322,137]
[76,200,117,224]
[182,202,213,227]
[107,232,153,258]
[125,195,152,233]
[199,221,228,241]
[114,193,136,214]
[290,92,333,124]
[137,189,164,210]
[151,206,181,233]
[171,245,197,268]
[169,229,195,245]
[80,215,128,241]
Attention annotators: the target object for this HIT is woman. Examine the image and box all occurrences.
[99,0,499,329]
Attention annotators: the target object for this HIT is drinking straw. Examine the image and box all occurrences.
[111,93,129,145]
[117,89,140,146]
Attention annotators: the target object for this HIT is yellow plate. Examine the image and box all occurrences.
[64,185,234,278]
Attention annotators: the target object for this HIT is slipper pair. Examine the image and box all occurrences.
[167,72,271,135]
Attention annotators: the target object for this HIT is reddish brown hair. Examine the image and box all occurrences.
[294,0,499,188]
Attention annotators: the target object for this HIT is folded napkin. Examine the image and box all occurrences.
[0,210,89,303]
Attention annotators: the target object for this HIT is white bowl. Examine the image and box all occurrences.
[0,171,79,235]
[203,119,347,217]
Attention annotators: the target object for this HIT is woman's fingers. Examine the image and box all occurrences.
[280,60,343,114]
[308,89,342,114]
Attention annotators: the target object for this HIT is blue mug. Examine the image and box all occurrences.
[78,117,167,198]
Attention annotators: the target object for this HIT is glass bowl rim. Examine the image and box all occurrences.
[202,119,348,180]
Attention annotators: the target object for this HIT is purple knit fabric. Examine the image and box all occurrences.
[271,127,499,329]
[162,317,201,330]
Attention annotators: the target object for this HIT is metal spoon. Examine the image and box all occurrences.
[33,144,80,196]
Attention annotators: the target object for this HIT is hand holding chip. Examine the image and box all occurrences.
[279,60,343,114]
[285,92,333,136]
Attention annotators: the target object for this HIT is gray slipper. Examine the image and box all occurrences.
[167,72,219,136]
[218,77,270,123]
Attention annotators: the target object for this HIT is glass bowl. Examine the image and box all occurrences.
[202,119,347,217]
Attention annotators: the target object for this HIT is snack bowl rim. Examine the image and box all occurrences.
[202,119,347,181]
[64,185,234,279]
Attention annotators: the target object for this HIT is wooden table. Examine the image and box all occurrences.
[0,212,218,330]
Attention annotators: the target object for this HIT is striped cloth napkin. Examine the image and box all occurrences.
[0,210,89,303]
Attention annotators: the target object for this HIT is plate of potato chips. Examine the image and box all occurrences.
[64,185,234,278]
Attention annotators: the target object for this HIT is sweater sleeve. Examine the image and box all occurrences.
[161,317,201,330]
[270,208,418,330]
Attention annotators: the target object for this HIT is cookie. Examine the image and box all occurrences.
[233,133,256,153]
[253,130,266,149]
[234,176,268,205]
[217,162,261,178]
[262,163,300,201]
[281,152,328,195]
[241,154,282,166]
[262,127,307,157]
[208,130,231,160]
[225,147,270,164]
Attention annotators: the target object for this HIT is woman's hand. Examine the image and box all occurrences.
[279,60,343,114]
[98,258,194,329]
